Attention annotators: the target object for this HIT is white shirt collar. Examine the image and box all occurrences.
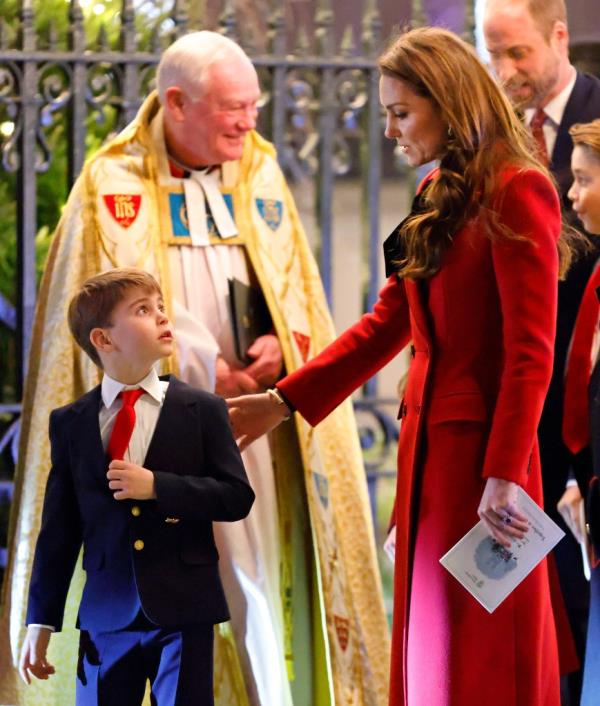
[525,67,577,127]
[101,367,163,408]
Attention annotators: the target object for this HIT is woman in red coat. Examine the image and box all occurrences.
[229,27,571,706]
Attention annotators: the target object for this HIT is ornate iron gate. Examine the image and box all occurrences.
[0,0,475,582]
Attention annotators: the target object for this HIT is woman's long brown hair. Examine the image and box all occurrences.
[379,26,576,279]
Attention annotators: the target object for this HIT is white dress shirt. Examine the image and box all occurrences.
[99,367,168,464]
[525,67,577,159]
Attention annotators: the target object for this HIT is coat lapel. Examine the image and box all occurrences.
[70,386,107,480]
[552,71,585,197]
[144,376,194,470]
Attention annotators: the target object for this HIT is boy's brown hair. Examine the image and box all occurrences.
[68,268,163,368]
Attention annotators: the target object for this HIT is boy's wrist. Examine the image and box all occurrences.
[27,624,55,633]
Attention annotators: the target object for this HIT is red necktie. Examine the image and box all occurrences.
[530,109,549,166]
[563,266,600,453]
[107,389,145,460]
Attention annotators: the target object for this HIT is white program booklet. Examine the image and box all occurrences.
[440,487,565,613]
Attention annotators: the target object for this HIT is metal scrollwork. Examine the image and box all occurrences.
[282,69,319,177]
[37,62,72,172]
[86,62,122,126]
[0,62,21,172]
[353,399,399,474]
[331,68,368,175]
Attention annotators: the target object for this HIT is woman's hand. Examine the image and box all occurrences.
[227,392,289,451]
[477,476,529,548]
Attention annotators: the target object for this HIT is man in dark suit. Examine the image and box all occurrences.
[18,268,254,706]
[484,1,600,703]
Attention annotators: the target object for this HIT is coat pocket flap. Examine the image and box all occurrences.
[428,392,488,424]
[82,551,105,571]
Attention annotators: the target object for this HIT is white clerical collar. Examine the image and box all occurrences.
[101,367,163,408]
[525,67,577,128]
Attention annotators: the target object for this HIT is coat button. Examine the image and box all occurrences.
[131,505,141,517]
[134,539,144,551]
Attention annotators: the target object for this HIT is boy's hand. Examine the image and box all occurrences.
[19,626,55,684]
[107,461,156,500]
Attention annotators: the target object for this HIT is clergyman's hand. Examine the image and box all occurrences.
[215,356,259,398]
[243,334,283,389]
[227,392,289,451]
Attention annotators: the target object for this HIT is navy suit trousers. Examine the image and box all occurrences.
[75,620,214,706]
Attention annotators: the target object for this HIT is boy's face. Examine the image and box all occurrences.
[98,287,174,370]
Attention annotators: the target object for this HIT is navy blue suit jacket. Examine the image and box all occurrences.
[539,71,600,511]
[26,376,254,633]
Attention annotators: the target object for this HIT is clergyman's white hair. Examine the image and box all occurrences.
[156,31,252,103]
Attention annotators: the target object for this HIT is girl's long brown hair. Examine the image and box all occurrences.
[379,26,575,279]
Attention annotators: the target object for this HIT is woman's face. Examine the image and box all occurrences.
[379,74,447,167]
[568,145,600,235]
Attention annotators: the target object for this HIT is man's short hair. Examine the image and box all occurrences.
[498,0,567,40]
[68,268,162,368]
[156,31,251,103]
[526,0,567,40]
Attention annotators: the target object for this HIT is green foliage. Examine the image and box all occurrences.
[0,0,174,405]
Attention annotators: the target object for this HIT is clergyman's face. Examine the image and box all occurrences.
[379,75,447,167]
[568,145,600,235]
[483,2,561,109]
[179,57,261,167]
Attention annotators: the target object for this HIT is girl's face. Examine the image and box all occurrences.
[568,144,600,235]
[379,75,447,167]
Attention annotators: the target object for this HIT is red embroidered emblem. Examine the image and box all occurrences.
[292,331,310,363]
[333,614,350,651]
[103,194,142,229]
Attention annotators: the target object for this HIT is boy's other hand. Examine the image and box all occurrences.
[107,461,156,500]
[19,626,54,684]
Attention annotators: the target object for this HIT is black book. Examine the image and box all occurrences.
[228,277,273,363]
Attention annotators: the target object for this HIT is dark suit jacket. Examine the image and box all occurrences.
[26,376,254,633]
[539,71,600,511]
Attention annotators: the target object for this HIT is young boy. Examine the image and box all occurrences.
[19,267,254,705]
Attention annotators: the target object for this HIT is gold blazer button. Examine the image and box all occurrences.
[133,539,145,551]
[131,506,141,517]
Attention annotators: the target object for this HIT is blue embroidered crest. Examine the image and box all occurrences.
[170,192,234,238]
[312,471,329,509]
[169,193,190,237]
[255,198,283,231]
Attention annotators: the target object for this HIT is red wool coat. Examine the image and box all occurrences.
[279,167,562,706]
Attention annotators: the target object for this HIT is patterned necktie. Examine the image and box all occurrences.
[530,108,549,166]
[107,389,145,460]
[563,266,600,454]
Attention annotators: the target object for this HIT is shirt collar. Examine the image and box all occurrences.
[101,367,163,408]
[525,67,576,128]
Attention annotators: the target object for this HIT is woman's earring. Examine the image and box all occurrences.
[447,125,454,139]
